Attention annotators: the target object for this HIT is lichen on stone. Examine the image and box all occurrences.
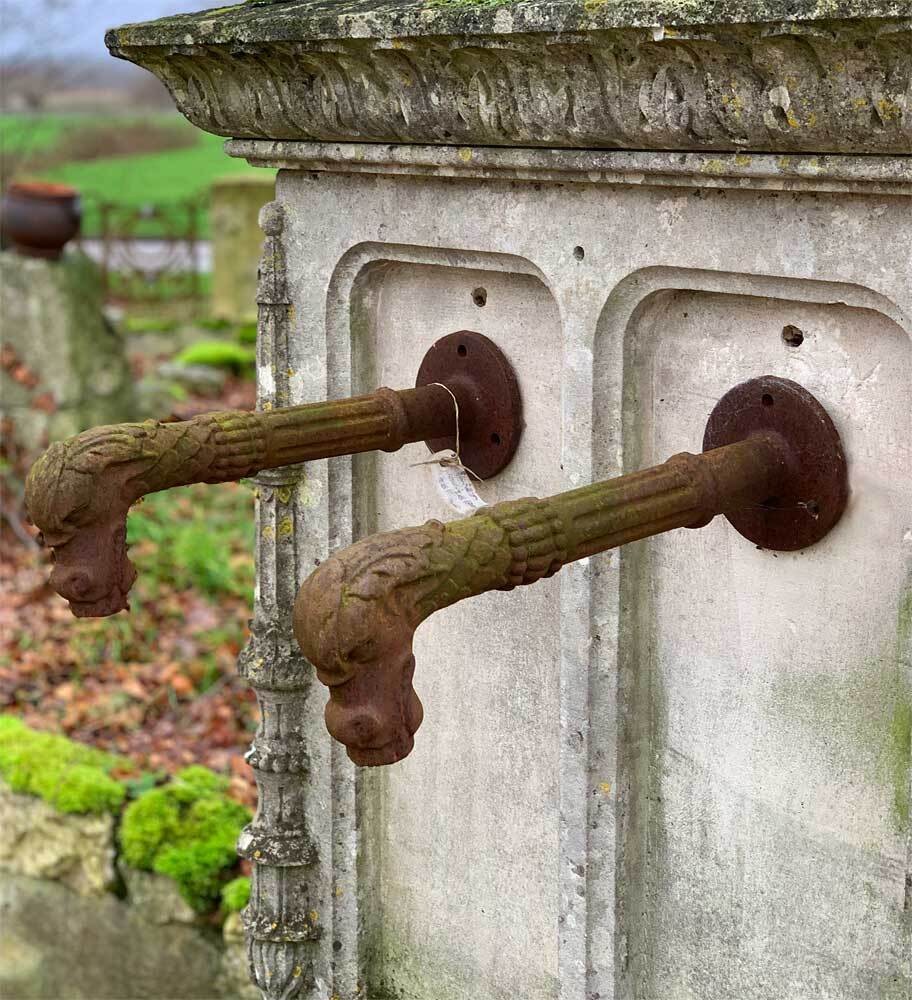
[120,765,251,912]
[423,0,520,9]
[107,0,912,50]
[0,715,126,815]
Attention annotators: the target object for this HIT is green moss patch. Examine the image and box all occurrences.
[0,716,127,815]
[767,583,912,836]
[221,875,251,913]
[174,340,255,375]
[120,766,251,912]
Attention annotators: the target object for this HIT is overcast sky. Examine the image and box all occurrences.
[3,1,213,60]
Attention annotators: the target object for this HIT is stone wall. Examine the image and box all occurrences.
[0,250,135,455]
[0,783,258,1000]
[210,174,275,323]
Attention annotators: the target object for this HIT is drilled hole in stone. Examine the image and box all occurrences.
[771,105,791,130]
[472,287,487,307]
[782,324,805,347]
[806,500,820,518]
[573,246,585,261]
[491,432,502,445]
[457,344,468,357]
[762,393,774,407]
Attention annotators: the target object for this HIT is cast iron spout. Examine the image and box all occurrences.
[294,376,849,766]
[294,436,791,766]
[25,387,454,618]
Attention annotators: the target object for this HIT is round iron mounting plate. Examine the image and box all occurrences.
[416,331,523,481]
[703,376,848,551]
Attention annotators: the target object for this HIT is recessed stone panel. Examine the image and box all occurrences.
[615,286,911,1000]
[345,255,564,1000]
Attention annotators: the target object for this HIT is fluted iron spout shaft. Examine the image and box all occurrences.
[293,431,805,766]
[25,385,455,618]
[559,434,789,559]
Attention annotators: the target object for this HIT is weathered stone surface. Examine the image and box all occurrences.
[229,141,910,998]
[98,4,912,999]
[0,874,224,999]
[0,783,115,897]
[231,139,912,195]
[0,250,135,455]
[106,1,911,154]
[120,865,199,925]
[108,0,912,42]
[211,173,276,322]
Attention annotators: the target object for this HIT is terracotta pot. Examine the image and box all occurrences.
[0,181,82,260]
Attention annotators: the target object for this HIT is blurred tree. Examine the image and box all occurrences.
[2,1,82,113]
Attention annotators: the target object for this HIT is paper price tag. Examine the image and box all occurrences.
[427,450,487,515]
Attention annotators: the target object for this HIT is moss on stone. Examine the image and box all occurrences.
[0,716,127,815]
[120,766,251,912]
[220,875,251,913]
[767,583,912,836]
[108,0,912,51]
[887,584,912,831]
[0,718,251,917]
[888,694,911,830]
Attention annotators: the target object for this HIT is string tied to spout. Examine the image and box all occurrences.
[411,382,487,515]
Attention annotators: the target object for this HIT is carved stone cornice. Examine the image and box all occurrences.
[107,2,910,154]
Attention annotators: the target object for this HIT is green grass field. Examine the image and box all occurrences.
[1,113,273,237]
[1,113,78,153]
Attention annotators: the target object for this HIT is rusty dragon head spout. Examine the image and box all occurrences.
[24,426,152,617]
[45,515,135,618]
[292,499,565,766]
[291,524,448,767]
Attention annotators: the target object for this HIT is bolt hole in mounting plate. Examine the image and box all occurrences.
[703,375,849,551]
[416,331,523,480]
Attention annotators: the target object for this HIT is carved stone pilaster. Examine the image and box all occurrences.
[255,202,290,413]
[237,203,320,1000]
[238,632,321,999]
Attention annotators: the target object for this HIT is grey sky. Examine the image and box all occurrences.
[2,1,213,61]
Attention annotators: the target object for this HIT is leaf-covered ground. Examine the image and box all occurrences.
[0,480,259,810]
